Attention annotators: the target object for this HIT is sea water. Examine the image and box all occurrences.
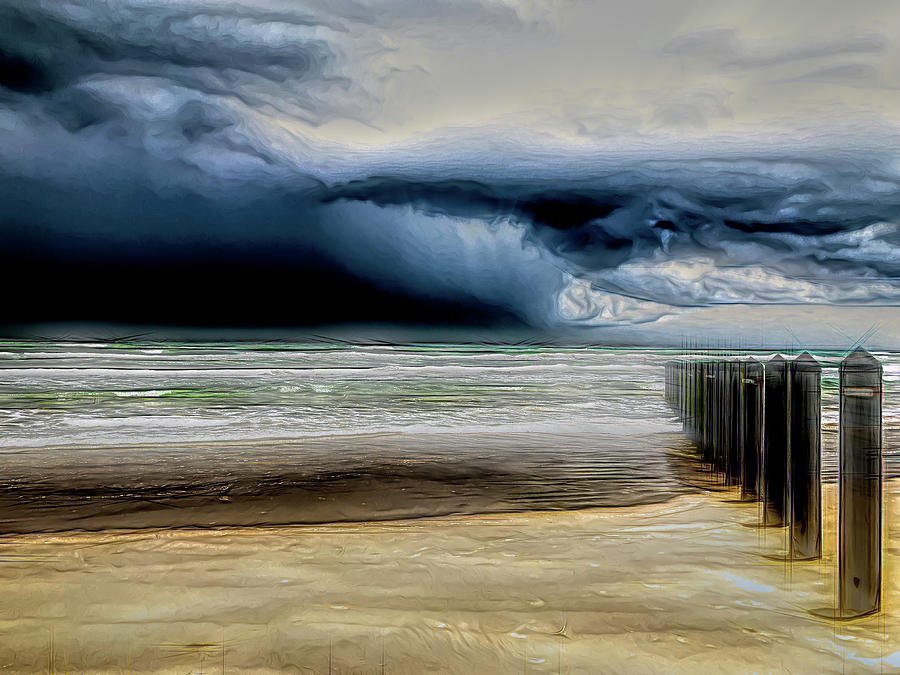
[0,343,679,446]
[0,343,897,528]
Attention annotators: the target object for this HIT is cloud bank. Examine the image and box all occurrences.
[2,0,900,344]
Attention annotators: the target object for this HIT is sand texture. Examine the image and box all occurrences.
[1,481,898,673]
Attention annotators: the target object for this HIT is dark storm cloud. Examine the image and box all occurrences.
[0,0,363,136]
[0,0,549,328]
[0,0,530,124]
[1,0,900,334]
[321,152,900,314]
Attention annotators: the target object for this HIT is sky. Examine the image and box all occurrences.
[2,0,900,346]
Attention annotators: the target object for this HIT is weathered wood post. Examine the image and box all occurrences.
[676,360,681,413]
[705,360,715,467]
[701,361,714,466]
[714,361,726,475]
[763,355,788,526]
[726,360,742,486]
[720,360,731,479]
[687,358,696,439]
[692,358,701,441]
[665,361,672,407]
[838,348,883,617]
[741,358,763,500]
[788,352,821,560]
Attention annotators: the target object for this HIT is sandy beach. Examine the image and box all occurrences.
[1,344,897,673]
[1,479,897,673]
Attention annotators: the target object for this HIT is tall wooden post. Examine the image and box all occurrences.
[763,355,788,526]
[788,352,821,560]
[726,361,743,486]
[838,348,883,617]
[741,358,763,500]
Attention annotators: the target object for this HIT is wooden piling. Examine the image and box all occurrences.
[788,352,821,560]
[741,358,763,500]
[763,355,788,526]
[837,348,883,617]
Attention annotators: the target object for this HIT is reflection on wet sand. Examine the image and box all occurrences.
[0,432,693,533]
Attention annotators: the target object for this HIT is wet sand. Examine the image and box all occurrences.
[4,426,897,534]
[1,481,898,673]
[0,432,695,533]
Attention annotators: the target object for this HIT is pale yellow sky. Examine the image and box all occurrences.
[302,0,900,147]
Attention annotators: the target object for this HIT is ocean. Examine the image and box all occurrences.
[0,342,897,531]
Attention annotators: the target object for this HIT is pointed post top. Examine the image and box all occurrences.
[766,353,788,378]
[792,351,821,373]
[767,354,787,371]
[841,347,881,372]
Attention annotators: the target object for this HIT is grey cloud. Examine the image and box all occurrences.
[267,0,529,29]
[773,63,880,85]
[0,2,356,124]
[661,27,886,71]
[0,0,537,156]
[651,88,732,129]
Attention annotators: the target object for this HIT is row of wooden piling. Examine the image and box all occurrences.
[664,349,883,619]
